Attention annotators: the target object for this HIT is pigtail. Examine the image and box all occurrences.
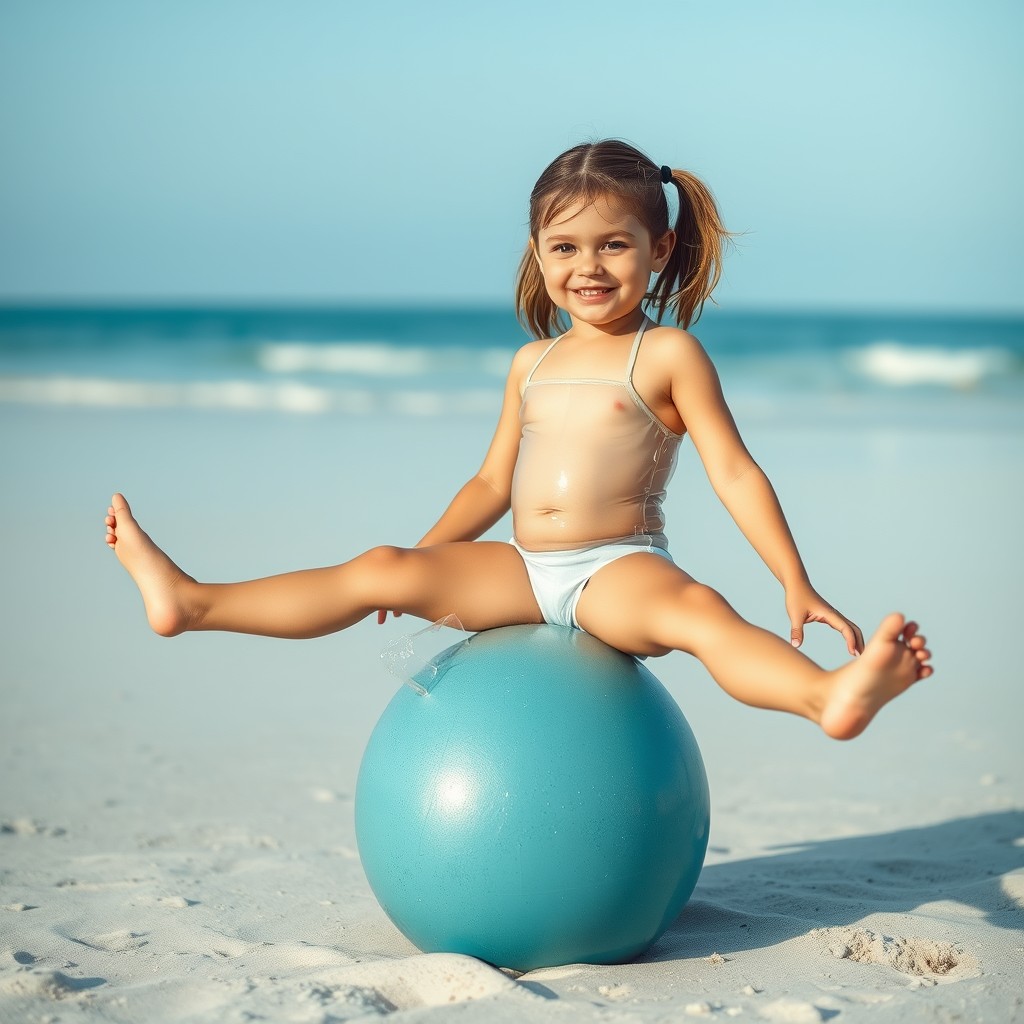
[515,246,565,339]
[649,169,731,328]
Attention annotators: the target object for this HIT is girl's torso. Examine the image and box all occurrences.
[511,318,684,552]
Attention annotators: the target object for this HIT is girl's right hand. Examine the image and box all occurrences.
[377,609,403,625]
[786,584,864,656]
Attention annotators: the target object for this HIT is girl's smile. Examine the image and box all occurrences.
[573,287,615,303]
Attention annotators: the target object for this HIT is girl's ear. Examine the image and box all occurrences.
[651,230,676,273]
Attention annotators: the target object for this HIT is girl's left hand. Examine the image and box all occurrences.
[786,585,865,656]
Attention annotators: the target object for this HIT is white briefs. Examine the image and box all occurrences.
[510,535,675,630]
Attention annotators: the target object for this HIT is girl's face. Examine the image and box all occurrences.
[534,194,674,333]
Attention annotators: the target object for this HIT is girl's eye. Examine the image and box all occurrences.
[604,240,627,251]
[553,243,575,254]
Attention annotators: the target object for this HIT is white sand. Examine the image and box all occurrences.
[1,400,1022,1023]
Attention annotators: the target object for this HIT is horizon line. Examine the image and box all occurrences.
[1,298,1023,322]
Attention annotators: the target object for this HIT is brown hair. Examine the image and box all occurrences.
[515,140,730,339]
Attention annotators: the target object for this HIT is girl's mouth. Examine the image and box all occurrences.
[574,288,614,299]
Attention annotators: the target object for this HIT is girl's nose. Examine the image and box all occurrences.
[575,250,604,276]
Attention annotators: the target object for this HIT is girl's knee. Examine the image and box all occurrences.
[652,581,738,653]
[685,582,733,615]
[359,545,408,573]
[350,545,417,601]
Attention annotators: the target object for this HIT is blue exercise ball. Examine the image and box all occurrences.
[355,624,710,972]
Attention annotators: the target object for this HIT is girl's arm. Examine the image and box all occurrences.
[414,475,511,547]
[377,343,538,622]
[669,332,864,655]
[415,343,537,545]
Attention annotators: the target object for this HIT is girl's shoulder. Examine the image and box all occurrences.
[511,336,558,373]
[506,337,556,394]
[636,324,722,402]
[514,337,556,363]
[641,323,713,369]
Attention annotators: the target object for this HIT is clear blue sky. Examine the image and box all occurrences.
[1,1,1020,311]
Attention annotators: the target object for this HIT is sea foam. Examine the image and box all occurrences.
[0,375,501,416]
[845,342,1015,388]
[257,341,512,378]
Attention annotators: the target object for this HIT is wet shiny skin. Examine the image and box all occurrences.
[511,319,682,551]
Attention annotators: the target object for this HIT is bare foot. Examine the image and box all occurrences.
[105,493,198,636]
[819,613,933,740]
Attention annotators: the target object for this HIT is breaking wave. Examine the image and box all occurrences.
[0,376,502,416]
[844,342,1016,389]
[256,341,513,379]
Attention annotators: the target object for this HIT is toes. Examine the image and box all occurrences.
[899,623,929,661]
[878,612,906,641]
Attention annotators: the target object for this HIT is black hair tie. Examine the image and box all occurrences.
[660,165,672,184]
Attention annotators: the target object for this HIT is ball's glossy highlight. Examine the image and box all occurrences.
[355,624,710,971]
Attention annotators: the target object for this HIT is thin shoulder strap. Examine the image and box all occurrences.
[524,334,565,385]
[624,317,651,383]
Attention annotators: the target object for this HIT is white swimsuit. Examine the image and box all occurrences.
[510,318,683,629]
[510,534,674,629]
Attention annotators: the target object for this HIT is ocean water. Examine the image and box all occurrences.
[0,305,1021,426]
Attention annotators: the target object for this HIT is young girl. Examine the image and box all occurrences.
[105,139,931,739]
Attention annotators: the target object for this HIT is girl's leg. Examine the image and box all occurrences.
[105,494,543,638]
[574,554,933,740]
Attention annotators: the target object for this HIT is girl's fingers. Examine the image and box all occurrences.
[790,620,804,648]
[840,616,865,654]
[823,609,862,656]
[841,624,859,656]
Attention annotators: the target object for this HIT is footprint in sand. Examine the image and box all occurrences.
[156,895,199,909]
[71,930,149,953]
[0,969,106,999]
[312,953,527,1011]
[813,926,980,983]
